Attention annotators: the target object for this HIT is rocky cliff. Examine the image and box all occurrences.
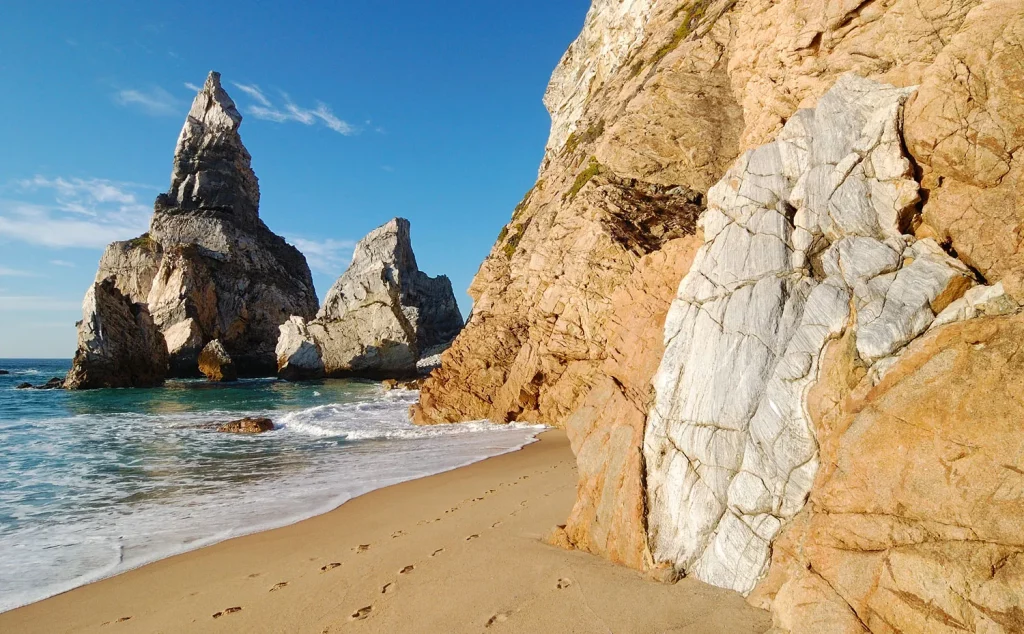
[64,280,169,390]
[276,218,464,379]
[67,72,318,386]
[414,1,1024,631]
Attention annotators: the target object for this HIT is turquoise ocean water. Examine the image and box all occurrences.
[0,359,543,612]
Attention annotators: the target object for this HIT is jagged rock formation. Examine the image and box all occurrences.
[64,280,169,389]
[276,218,464,379]
[412,176,704,425]
[414,1,1024,631]
[68,72,318,386]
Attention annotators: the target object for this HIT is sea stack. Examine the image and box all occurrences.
[67,72,318,388]
[276,218,464,379]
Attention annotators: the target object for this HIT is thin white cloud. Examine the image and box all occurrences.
[115,87,180,116]
[49,260,76,268]
[0,296,82,312]
[232,82,273,108]
[231,82,356,135]
[0,177,153,249]
[0,267,38,277]
[184,81,202,92]
[288,236,356,275]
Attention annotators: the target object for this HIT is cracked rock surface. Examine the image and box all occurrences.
[68,72,318,385]
[643,74,974,595]
[64,280,169,390]
[276,218,464,379]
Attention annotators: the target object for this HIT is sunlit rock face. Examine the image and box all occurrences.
[414,0,1024,630]
[69,71,318,384]
[543,0,656,167]
[276,218,464,379]
[643,74,974,594]
[144,72,318,376]
[64,280,169,390]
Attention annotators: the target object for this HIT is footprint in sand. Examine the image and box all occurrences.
[321,562,341,572]
[391,530,406,539]
[399,565,415,574]
[247,572,262,578]
[270,582,288,592]
[350,606,373,621]
[353,544,371,553]
[431,548,445,557]
[212,607,242,619]
[491,521,502,529]
[557,578,572,589]
[466,534,480,541]
[381,582,394,594]
[485,611,512,628]
[103,616,132,625]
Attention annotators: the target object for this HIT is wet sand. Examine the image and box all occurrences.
[0,430,770,633]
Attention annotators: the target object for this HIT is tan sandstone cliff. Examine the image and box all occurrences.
[414,0,1024,631]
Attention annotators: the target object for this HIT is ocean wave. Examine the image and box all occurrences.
[0,383,546,613]
[276,391,544,440]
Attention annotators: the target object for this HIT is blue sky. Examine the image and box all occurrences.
[0,1,587,358]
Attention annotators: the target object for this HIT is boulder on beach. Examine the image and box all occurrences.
[276,218,464,380]
[198,339,237,382]
[217,417,275,434]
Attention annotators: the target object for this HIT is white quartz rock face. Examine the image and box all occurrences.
[542,0,655,162]
[643,74,976,595]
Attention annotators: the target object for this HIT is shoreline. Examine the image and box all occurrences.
[0,429,770,633]
[0,398,544,615]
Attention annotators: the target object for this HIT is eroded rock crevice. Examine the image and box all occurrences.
[643,73,992,595]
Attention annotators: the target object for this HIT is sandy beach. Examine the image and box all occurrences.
[0,431,770,633]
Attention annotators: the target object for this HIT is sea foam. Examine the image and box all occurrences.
[0,369,545,613]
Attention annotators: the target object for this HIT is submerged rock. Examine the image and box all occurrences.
[217,417,274,434]
[198,339,237,382]
[276,218,464,379]
[65,280,169,390]
[15,382,31,389]
[0,370,9,375]
[68,72,318,388]
[382,377,425,391]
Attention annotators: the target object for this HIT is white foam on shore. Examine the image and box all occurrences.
[0,389,546,613]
